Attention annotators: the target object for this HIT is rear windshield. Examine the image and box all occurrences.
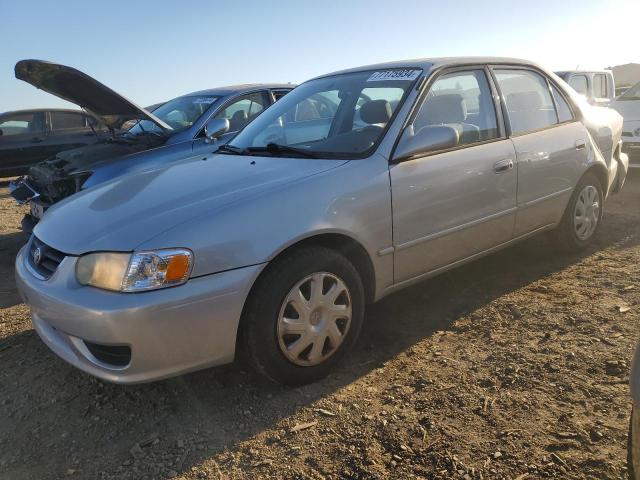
[128,95,218,135]
[225,69,421,159]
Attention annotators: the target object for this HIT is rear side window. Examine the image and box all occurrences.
[51,111,86,130]
[593,74,608,98]
[0,112,45,136]
[551,85,573,123]
[412,69,499,145]
[494,69,558,135]
[568,75,588,95]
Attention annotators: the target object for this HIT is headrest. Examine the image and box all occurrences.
[360,100,393,125]
[507,91,542,111]
[421,94,467,124]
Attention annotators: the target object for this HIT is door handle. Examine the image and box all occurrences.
[31,137,43,143]
[493,158,514,173]
[575,139,586,151]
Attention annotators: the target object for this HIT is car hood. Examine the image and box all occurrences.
[34,154,349,255]
[15,59,172,131]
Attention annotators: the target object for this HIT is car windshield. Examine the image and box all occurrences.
[619,81,640,101]
[128,95,218,135]
[225,69,422,159]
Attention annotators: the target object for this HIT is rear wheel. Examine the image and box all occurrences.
[554,172,603,250]
[241,246,365,385]
[629,407,640,479]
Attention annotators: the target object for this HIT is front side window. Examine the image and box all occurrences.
[225,69,421,159]
[215,92,268,131]
[568,75,588,96]
[0,112,45,136]
[495,69,558,135]
[128,95,219,135]
[51,111,86,130]
[593,74,608,98]
[411,69,499,146]
[620,81,640,101]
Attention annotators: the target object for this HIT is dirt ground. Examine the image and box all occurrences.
[0,172,639,480]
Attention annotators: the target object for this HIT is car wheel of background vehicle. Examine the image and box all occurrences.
[241,246,365,385]
[554,172,604,250]
[629,407,640,480]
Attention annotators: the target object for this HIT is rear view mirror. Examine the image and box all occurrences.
[393,125,459,161]
[204,118,230,143]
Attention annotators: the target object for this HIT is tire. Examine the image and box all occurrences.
[630,407,640,480]
[554,172,604,251]
[241,246,365,385]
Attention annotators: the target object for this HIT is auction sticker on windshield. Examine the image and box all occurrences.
[367,69,421,82]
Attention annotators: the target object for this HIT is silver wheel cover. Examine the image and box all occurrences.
[276,272,352,367]
[574,185,600,241]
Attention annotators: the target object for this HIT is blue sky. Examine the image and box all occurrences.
[0,0,635,112]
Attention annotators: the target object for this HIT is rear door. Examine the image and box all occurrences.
[47,111,97,155]
[492,67,588,236]
[390,67,518,283]
[0,111,46,176]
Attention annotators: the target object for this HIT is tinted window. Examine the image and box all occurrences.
[593,74,608,98]
[412,69,499,145]
[495,69,558,135]
[227,69,421,159]
[51,111,86,130]
[0,112,45,136]
[551,85,573,123]
[568,75,588,95]
[216,92,268,131]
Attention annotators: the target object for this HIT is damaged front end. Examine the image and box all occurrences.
[10,134,166,231]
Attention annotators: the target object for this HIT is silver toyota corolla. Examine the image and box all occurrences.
[15,57,629,385]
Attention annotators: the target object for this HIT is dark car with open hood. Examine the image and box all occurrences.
[0,108,105,177]
[9,59,293,231]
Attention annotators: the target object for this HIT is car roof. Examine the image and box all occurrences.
[555,70,612,75]
[182,83,295,98]
[0,108,87,117]
[314,56,539,80]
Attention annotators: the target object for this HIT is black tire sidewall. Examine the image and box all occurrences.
[242,246,365,385]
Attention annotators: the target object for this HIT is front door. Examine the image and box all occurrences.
[390,68,517,284]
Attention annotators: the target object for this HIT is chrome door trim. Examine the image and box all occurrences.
[521,187,573,208]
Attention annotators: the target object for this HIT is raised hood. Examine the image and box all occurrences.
[15,59,172,132]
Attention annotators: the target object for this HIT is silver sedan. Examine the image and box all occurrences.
[16,57,628,385]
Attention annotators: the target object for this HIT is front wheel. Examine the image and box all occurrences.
[241,246,365,385]
[554,172,604,250]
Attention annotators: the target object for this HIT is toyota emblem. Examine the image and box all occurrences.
[32,246,43,265]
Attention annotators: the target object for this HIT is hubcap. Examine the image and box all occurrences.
[276,272,352,367]
[573,185,600,241]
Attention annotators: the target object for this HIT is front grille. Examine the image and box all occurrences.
[84,342,131,367]
[28,236,66,279]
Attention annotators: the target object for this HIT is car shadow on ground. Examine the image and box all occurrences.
[0,230,28,308]
[1,203,638,478]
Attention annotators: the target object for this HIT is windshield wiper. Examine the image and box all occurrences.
[215,144,249,155]
[247,143,320,158]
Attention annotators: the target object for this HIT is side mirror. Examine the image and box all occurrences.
[204,118,230,143]
[393,125,459,161]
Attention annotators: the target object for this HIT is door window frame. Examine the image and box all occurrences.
[488,64,578,138]
[390,64,507,163]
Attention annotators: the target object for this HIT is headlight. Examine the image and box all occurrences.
[76,249,193,292]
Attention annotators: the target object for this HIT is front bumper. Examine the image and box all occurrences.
[15,242,262,384]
